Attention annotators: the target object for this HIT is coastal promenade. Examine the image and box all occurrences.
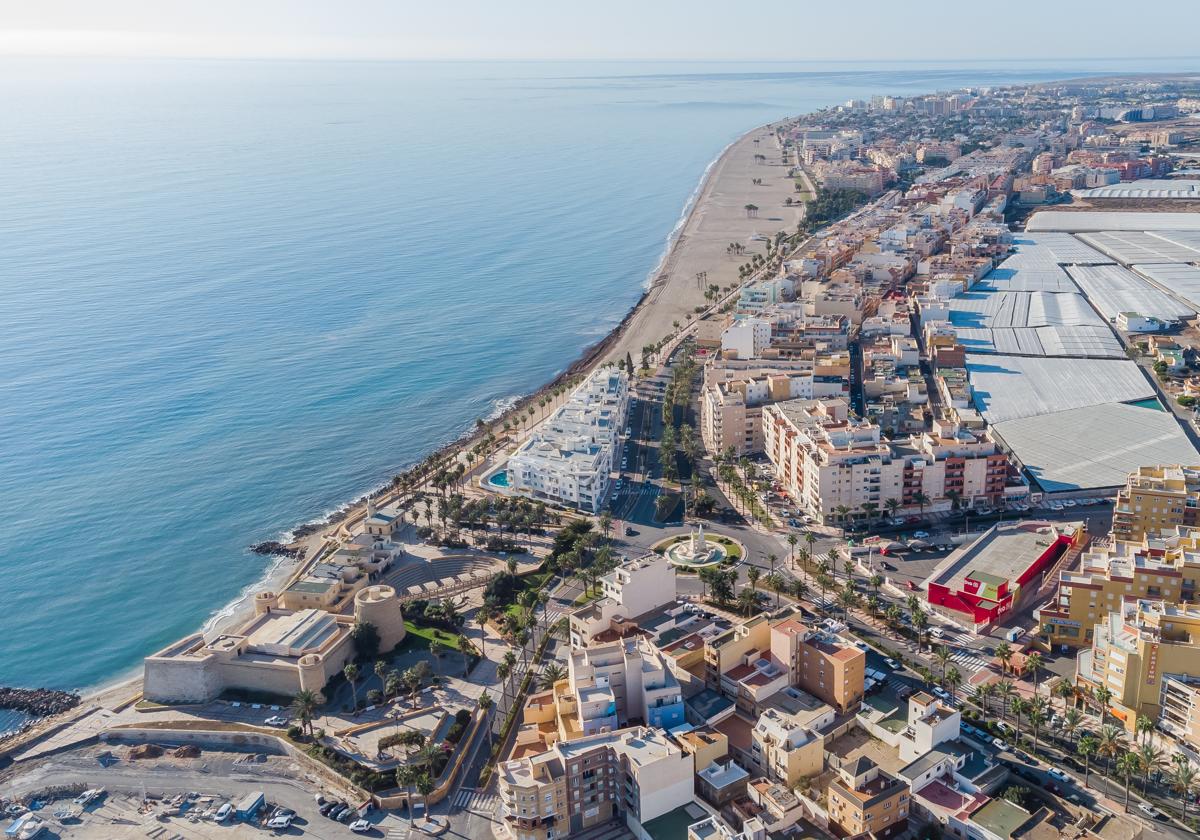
[606,124,804,363]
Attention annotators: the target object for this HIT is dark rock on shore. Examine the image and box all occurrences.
[0,687,80,717]
[250,541,303,558]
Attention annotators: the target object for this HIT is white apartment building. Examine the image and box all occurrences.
[566,637,686,733]
[507,366,629,513]
[720,318,772,360]
[570,555,676,647]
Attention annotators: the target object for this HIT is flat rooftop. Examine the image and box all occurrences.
[970,797,1036,839]
[1026,211,1200,232]
[928,521,1078,593]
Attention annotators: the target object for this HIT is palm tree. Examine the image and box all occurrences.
[395,765,418,825]
[475,611,489,662]
[884,604,903,636]
[1063,708,1083,744]
[884,498,902,522]
[478,691,494,750]
[290,689,318,737]
[945,666,963,701]
[344,663,360,712]
[429,640,443,676]
[911,608,929,649]
[1011,697,1027,745]
[404,667,423,708]
[1099,724,1124,797]
[865,593,880,619]
[375,660,391,699]
[1079,735,1099,790]
[834,504,852,527]
[540,663,567,689]
[1136,714,1155,748]
[978,682,995,717]
[934,645,952,683]
[746,566,760,593]
[496,661,511,705]
[787,534,798,567]
[994,642,1013,675]
[1167,759,1197,818]
[1117,752,1140,813]
[1054,679,1075,715]
[1027,698,1046,757]
[736,587,759,617]
[837,584,859,620]
[458,635,475,677]
[1138,743,1165,795]
[869,574,884,595]
[1024,651,1044,698]
[1093,686,1113,727]
[912,491,931,521]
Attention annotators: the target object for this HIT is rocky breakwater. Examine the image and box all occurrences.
[250,541,303,558]
[0,687,81,717]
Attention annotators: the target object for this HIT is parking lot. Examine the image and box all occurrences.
[0,744,401,839]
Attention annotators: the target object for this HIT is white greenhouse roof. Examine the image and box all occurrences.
[1133,263,1200,310]
[965,354,1156,424]
[1026,211,1200,233]
[1065,264,1195,323]
[948,290,1107,330]
[975,267,1078,294]
[1150,231,1200,254]
[1078,231,1200,265]
[951,325,1124,358]
[1074,179,1200,200]
[992,402,1200,493]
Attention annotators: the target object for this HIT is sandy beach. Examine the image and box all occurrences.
[605,123,805,363]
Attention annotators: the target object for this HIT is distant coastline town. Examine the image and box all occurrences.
[8,74,1200,840]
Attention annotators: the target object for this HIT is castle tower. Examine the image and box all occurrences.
[353,585,406,652]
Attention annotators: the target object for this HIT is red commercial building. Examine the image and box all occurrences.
[924,520,1085,630]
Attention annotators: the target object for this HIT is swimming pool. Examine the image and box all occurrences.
[488,470,510,488]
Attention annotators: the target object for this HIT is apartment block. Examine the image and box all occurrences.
[506,366,629,513]
[700,366,814,456]
[1038,528,1200,648]
[826,757,910,839]
[519,637,685,751]
[1112,465,1200,541]
[497,726,694,840]
[762,399,1016,526]
[1160,673,1200,753]
[569,555,676,647]
[1078,598,1200,734]
[770,617,866,712]
[749,707,823,785]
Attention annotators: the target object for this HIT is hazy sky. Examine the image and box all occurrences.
[2,0,1198,62]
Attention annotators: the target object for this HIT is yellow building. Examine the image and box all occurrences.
[675,728,729,773]
[827,756,910,839]
[1078,598,1200,734]
[749,707,824,786]
[770,617,866,712]
[1112,465,1200,541]
[1039,528,1200,648]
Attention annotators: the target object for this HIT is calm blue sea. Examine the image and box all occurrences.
[0,57,1196,708]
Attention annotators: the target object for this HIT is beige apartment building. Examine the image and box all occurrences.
[827,756,910,838]
[770,617,865,712]
[1038,527,1200,648]
[1160,673,1200,752]
[497,726,694,840]
[1078,598,1200,734]
[1112,465,1200,541]
[749,707,823,785]
[762,399,1014,526]
[700,365,814,456]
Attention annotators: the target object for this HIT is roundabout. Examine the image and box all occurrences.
[656,525,742,570]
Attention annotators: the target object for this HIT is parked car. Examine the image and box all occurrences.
[992,737,1009,751]
[913,530,931,539]
[214,803,233,823]
[267,814,293,830]
[932,687,951,700]
[884,658,900,670]
[905,580,918,591]
[264,715,287,726]
[1048,768,1070,784]
[350,819,373,833]
[881,561,896,571]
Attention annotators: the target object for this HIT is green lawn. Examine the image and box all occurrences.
[401,621,466,652]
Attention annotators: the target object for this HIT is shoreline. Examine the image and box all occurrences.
[65,119,795,709]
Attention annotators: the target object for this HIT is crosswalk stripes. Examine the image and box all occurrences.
[386,827,408,839]
[452,788,499,813]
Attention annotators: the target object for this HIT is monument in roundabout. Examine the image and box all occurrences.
[663,524,727,569]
